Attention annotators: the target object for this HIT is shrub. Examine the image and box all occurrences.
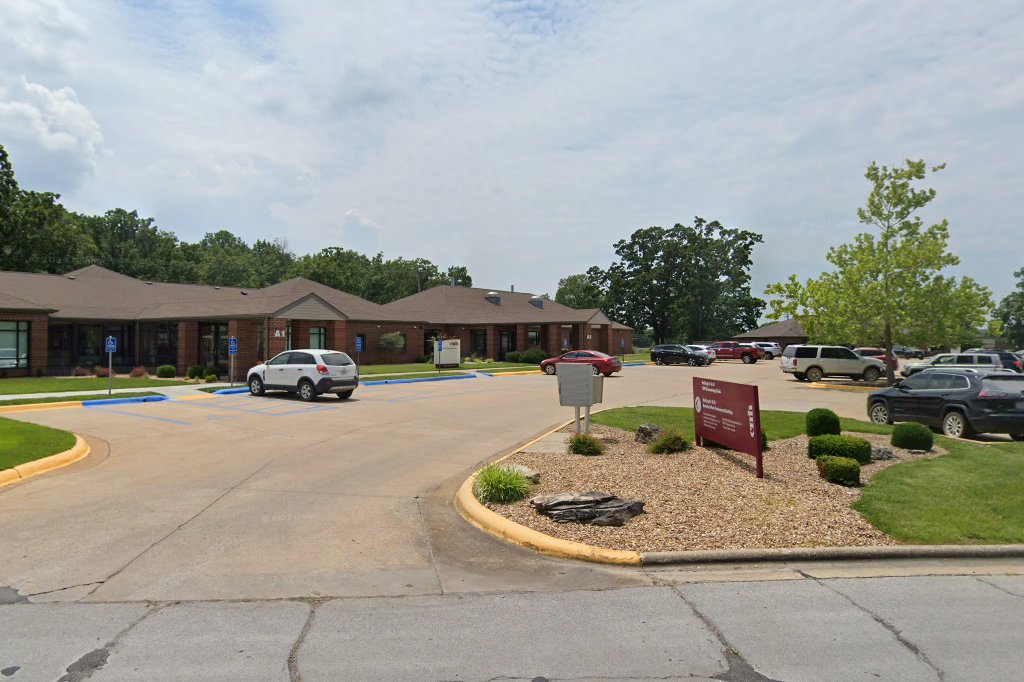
[474,464,531,504]
[129,365,148,378]
[414,354,430,363]
[761,431,770,452]
[94,365,110,378]
[806,408,841,437]
[807,434,872,464]
[204,373,219,383]
[891,422,934,450]
[518,347,548,364]
[186,365,205,379]
[378,332,407,353]
[72,366,91,377]
[34,367,45,377]
[156,365,176,378]
[568,432,604,455]
[648,429,691,454]
[816,455,861,486]
[505,351,522,363]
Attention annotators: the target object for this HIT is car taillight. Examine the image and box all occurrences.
[978,390,1008,398]
[316,364,329,375]
[792,360,797,367]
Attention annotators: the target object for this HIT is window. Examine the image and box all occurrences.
[934,355,955,365]
[527,330,542,347]
[0,321,29,369]
[975,355,994,365]
[928,373,958,390]
[309,327,326,349]
[902,374,933,390]
[290,352,316,365]
[470,329,487,356]
[269,353,292,365]
[795,347,818,359]
[286,326,292,350]
[320,352,353,366]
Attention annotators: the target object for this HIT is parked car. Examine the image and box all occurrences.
[686,344,716,361]
[750,342,782,360]
[853,347,899,373]
[893,345,925,359]
[781,344,885,382]
[540,350,622,376]
[247,349,359,401]
[867,368,1024,440]
[708,341,762,364]
[964,349,1024,373]
[901,352,1005,377]
[650,344,711,366]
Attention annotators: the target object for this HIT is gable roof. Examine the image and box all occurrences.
[734,318,807,339]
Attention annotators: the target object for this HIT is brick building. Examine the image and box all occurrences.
[0,266,633,378]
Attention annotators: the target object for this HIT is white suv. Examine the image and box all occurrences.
[781,344,885,382]
[247,349,359,401]
[751,342,782,360]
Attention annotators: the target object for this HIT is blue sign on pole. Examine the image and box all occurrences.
[438,339,443,352]
[356,336,364,353]
[105,336,117,353]
[621,338,625,350]
[228,336,238,356]
[563,338,569,350]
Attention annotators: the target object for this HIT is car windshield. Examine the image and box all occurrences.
[982,378,1024,394]
[320,352,354,366]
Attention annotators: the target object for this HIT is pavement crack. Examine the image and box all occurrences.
[668,586,780,682]
[798,572,945,681]
[288,598,327,682]
[56,602,163,681]
[415,496,445,596]
[25,581,105,599]
[973,575,1023,599]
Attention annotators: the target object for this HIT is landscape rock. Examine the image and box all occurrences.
[530,491,645,526]
[500,463,540,483]
[635,424,662,444]
[870,444,897,461]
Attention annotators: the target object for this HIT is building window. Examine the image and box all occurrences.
[256,322,264,361]
[286,326,292,350]
[310,327,326,349]
[470,329,487,357]
[0,321,29,369]
[527,330,542,348]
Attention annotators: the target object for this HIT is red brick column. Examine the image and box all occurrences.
[177,321,199,373]
[545,324,561,355]
[227,319,259,381]
[485,327,497,360]
[328,320,347,352]
[267,318,288,358]
[515,324,527,352]
[604,325,616,355]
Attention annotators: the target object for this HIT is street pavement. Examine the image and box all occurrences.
[1,362,1021,680]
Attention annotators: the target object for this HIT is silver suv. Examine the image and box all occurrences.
[781,344,885,382]
[751,342,782,360]
[901,352,1003,378]
[247,349,359,401]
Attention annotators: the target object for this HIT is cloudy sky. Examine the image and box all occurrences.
[2,0,1022,303]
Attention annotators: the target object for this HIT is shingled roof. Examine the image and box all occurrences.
[734,318,807,339]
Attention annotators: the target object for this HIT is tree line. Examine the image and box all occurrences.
[0,144,471,304]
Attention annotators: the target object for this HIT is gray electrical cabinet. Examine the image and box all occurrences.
[557,362,604,407]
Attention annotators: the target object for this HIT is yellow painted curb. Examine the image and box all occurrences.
[179,393,216,400]
[1,435,90,488]
[0,401,84,414]
[485,370,543,377]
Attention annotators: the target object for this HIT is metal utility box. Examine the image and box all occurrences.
[557,362,604,407]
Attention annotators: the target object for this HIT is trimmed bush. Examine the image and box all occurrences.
[807,434,872,464]
[204,373,219,383]
[518,347,548,364]
[761,430,770,452]
[186,365,205,379]
[568,432,604,455]
[891,422,934,450]
[414,354,430,363]
[474,464,531,504]
[505,351,522,363]
[156,365,176,378]
[806,408,841,437]
[129,365,148,378]
[648,429,691,454]
[816,455,861,486]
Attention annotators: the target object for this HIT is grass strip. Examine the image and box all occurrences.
[0,378,190,395]
[0,391,164,406]
[0,416,77,470]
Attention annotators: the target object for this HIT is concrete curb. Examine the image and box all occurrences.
[213,387,250,395]
[82,395,169,406]
[0,435,90,489]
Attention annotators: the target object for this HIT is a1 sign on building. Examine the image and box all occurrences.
[692,377,764,478]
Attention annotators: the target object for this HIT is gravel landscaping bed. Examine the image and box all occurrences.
[487,424,946,552]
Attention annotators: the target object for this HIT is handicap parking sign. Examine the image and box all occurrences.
[105,336,116,353]
[228,337,238,355]
[356,336,363,352]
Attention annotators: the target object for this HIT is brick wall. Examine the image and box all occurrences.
[267,319,288,358]
[344,322,425,365]
[0,312,49,377]
[227,319,261,382]
[177,321,199,373]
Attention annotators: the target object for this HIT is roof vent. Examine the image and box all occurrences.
[214,286,221,290]
[146,281,153,285]
[240,291,248,295]
[529,295,544,309]
[485,291,501,306]
[66,275,76,280]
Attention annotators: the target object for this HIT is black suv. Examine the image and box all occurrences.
[651,344,709,366]
[867,369,1024,440]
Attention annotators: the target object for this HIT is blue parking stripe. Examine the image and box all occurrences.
[83,405,191,425]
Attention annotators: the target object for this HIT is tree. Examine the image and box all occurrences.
[996,267,1024,348]
[591,218,764,343]
[445,265,472,288]
[765,159,993,382]
[555,273,605,309]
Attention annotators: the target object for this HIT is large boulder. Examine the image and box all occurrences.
[870,444,897,461]
[530,491,645,526]
[635,423,662,444]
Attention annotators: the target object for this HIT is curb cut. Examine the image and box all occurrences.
[82,395,169,407]
[0,435,90,489]
[213,387,250,395]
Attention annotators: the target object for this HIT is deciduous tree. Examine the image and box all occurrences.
[996,267,1024,348]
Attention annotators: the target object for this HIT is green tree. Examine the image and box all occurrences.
[80,208,181,281]
[766,159,993,382]
[290,247,373,296]
[4,191,95,273]
[593,218,764,343]
[445,265,472,287]
[250,239,295,287]
[555,273,605,309]
[0,145,18,261]
[996,267,1024,348]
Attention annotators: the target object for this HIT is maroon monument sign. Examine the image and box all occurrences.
[692,377,764,478]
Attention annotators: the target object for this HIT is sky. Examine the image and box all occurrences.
[2,0,1022,305]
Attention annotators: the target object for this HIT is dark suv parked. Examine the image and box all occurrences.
[651,344,709,366]
[867,369,1024,440]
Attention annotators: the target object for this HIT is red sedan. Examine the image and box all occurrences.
[540,351,622,376]
[854,347,899,372]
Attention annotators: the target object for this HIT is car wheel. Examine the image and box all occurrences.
[794,373,806,381]
[337,390,353,400]
[687,358,698,366]
[869,402,892,425]
[1011,433,1024,442]
[741,354,754,364]
[248,376,265,396]
[805,367,823,382]
[298,380,317,402]
[942,411,969,439]
[654,357,664,365]
[603,372,613,377]
[543,364,556,375]
[762,352,774,360]
[592,365,601,376]
[863,367,881,382]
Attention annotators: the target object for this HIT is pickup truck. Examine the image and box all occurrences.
[707,341,762,364]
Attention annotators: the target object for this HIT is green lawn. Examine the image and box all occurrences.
[592,405,1024,545]
[0,377,190,395]
[0,391,164,406]
[621,352,651,363]
[358,362,532,375]
[0,416,77,470]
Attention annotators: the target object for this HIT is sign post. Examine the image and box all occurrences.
[356,335,363,368]
[228,336,238,387]
[104,336,116,395]
[692,377,764,478]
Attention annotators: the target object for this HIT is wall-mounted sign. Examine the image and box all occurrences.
[693,377,764,478]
